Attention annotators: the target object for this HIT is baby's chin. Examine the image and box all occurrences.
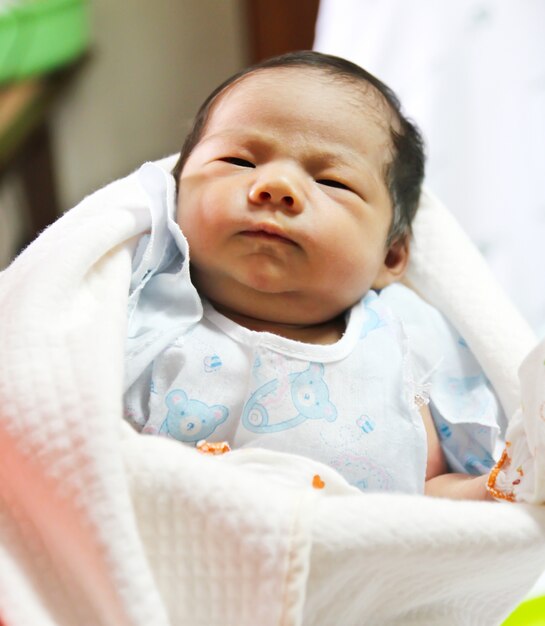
[191,265,359,331]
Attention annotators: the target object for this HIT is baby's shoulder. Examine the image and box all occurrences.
[376,284,461,368]
[377,283,442,324]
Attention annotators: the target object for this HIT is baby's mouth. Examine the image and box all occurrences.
[240,224,296,245]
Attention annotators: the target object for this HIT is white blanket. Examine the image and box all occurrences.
[1,157,545,626]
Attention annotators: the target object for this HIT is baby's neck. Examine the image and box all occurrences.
[210,303,346,345]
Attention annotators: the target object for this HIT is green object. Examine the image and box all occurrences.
[502,596,545,626]
[0,0,90,84]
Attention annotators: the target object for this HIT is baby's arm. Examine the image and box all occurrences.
[420,404,492,500]
[425,472,490,500]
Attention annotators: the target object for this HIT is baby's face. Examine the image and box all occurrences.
[177,67,408,327]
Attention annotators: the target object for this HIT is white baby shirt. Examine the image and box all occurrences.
[124,163,502,494]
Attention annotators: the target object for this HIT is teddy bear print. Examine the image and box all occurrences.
[160,389,229,443]
[242,362,337,433]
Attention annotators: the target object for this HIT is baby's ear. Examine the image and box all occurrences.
[372,237,410,289]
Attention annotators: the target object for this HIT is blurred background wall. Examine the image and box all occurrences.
[53,0,248,210]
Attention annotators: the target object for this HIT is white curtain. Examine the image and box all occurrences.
[314,0,545,336]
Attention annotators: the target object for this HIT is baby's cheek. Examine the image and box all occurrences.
[322,251,369,291]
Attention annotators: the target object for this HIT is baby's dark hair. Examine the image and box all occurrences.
[172,50,425,244]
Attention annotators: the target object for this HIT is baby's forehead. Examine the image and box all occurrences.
[208,67,395,147]
[227,66,391,116]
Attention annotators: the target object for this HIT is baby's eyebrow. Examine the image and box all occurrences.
[195,131,269,157]
[306,150,358,168]
[302,143,378,175]
[199,129,266,146]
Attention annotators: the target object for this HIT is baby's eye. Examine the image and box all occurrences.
[316,179,352,191]
[220,157,255,168]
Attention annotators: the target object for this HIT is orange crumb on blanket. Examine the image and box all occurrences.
[196,440,231,455]
[312,474,325,489]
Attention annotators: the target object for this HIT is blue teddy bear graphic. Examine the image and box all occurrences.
[242,362,337,433]
[160,389,229,443]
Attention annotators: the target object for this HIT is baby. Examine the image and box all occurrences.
[124,51,500,499]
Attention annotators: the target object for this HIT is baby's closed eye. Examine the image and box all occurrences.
[220,157,255,168]
[316,178,352,191]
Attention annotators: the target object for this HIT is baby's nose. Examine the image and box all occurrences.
[248,170,303,213]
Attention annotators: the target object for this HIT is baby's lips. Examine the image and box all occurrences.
[240,222,298,245]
